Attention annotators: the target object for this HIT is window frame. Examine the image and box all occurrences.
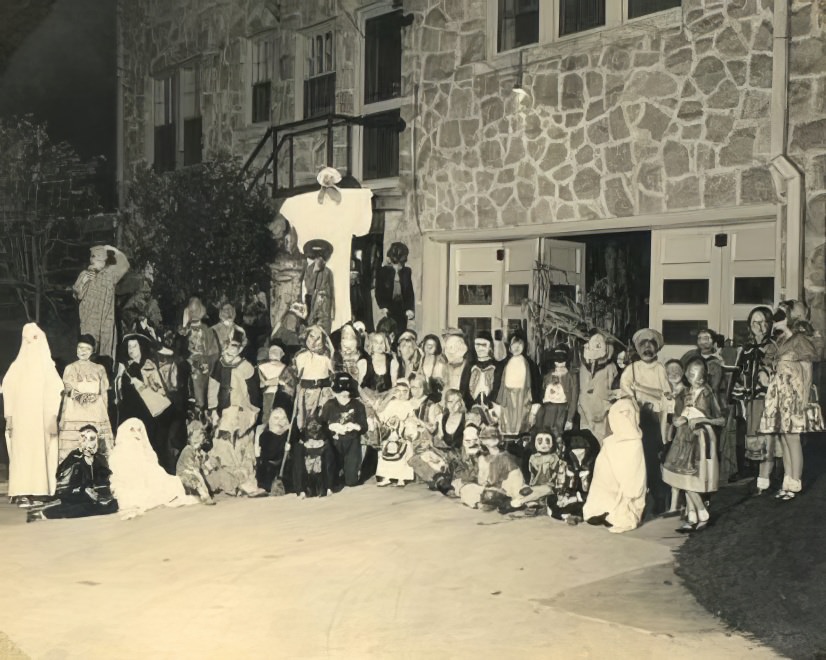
[250,31,275,125]
[486,0,680,56]
[355,2,406,185]
[294,21,338,121]
[152,73,176,173]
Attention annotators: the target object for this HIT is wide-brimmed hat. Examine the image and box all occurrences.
[632,328,664,352]
[304,238,334,261]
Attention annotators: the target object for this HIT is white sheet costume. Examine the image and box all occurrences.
[279,172,373,331]
[2,323,63,497]
[582,398,647,533]
[109,418,196,518]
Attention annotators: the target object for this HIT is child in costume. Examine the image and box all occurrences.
[256,408,293,494]
[176,420,216,505]
[535,344,579,438]
[293,417,331,498]
[27,425,119,522]
[550,429,601,523]
[578,332,617,444]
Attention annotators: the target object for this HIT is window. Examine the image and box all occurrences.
[180,65,201,165]
[304,28,336,118]
[497,0,539,53]
[559,0,606,36]
[662,320,708,346]
[153,75,175,173]
[662,279,709,304]
[628,0,681,19]
[486,1,681,54]
[251,35,273,124]
[360,10,405,181]
[364,12,403,104]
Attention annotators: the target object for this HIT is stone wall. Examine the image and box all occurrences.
[401,0,780,233]
[788,0,826,331]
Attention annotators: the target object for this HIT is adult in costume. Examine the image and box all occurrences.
[278,167,373,330]
[179,297,220,410]
[375,242,415,334]
[3,323,63,503]
[73,245,130,367]
[619,328,671,516]
[303,239,336,333]
[728,306,778,494]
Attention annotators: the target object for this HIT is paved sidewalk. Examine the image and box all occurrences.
[0,483,778,659]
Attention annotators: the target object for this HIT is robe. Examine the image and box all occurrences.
[2,323,63,497]
[582,399,647,533]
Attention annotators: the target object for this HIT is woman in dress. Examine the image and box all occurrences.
[728,306,778,495]
[759,300,823,500]
[662,358,725,532]
[2,323,63,506]
[109,417,196,518]
[359,332,399,482]
[59,334,114,462]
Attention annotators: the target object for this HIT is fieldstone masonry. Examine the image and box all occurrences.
[118,0,826,332]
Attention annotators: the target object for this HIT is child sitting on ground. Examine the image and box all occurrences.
[176,420,216,505]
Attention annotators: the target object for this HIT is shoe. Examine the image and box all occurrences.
[660,510,682,519]
[780,491,796,501]
[26,510,44,523]
[377,480,391,487]
[396,481,406,488]
[676,522,696,533]
[694,518,711,531]
[774,490,788,499]
[17,496,33,509]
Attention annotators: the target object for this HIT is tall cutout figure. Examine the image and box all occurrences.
[278,167,373,331]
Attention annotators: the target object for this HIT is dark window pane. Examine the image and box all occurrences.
[183,117,202,166]
[498,0,539,52]
[363,110,401,180]
[733,277,775,305]
[304,72,336,118]
[732,320,751,348]
[507,318,526,337]
[364,12,402,104]
[252,82,271,123]
[662,320,708,345]
[508,284,530,305]
[663,279,709,304]
[560,0,605,36]
[550,284,577,304]
[458,317,492,344]
[459,285,493,305]
[154,124,176,173]
[628,0,681,19]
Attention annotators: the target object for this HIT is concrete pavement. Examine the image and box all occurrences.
[0,483,778,659]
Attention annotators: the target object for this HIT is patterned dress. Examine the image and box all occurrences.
[760,332,823,434]
[58,359,113,461]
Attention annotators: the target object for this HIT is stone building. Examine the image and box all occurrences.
[117,0,826,359]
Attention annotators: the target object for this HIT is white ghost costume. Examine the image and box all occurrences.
[279,184,373,331]
[582,398,647,533]
[109,418,197,518]
[2,323,63,497]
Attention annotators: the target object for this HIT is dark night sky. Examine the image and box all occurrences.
[0,0,117,204]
